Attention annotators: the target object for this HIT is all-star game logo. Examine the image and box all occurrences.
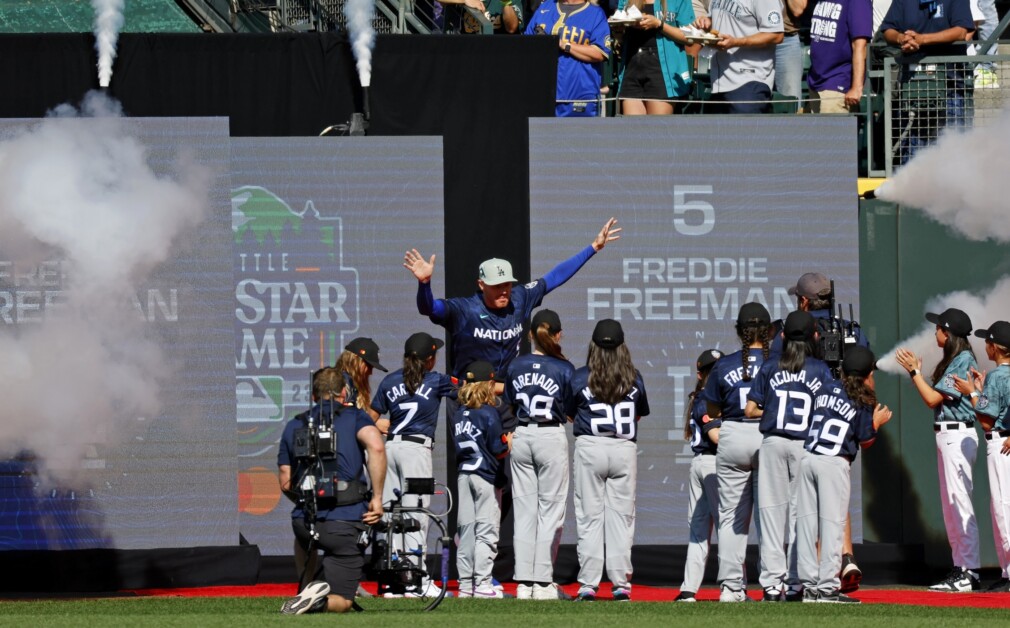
[232,186,359,516]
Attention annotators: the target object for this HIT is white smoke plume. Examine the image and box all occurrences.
[343,0,376,87]
[876,277,1010,376]
[0,91,210,481]
[875,109,1010,242]
[92,0,125,88]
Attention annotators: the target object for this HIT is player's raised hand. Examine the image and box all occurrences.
[404,248,436,283]
[872,403,893,429]
[952,374,975,397]
[894,348,922,374]
[592,217,622,252]
[969,366,986,391]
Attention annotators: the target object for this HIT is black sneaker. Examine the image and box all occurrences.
[929,568,981,592]
[281,581,331,615]
[985,577,1010,592]
[840,554,862,593]
[762,587,784,602]
[612,588,631,602]
[784,584,803,602]
[818,590,860,604]
[675,590,697,602]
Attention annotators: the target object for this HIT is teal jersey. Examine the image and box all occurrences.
[933,350,978,424]
[977,364,1010,431]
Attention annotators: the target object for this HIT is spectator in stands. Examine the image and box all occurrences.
[971,0,999,89]
[441,0,524,34]
[526,0,613,117]
[807,0,873,113]
[615,0,696,115]
[880,0,974,163]
[776,0,811,111]
[694,0,784,113]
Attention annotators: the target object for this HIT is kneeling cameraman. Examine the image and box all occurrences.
[278,367,386,614]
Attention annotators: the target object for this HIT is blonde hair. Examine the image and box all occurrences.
[458,380,496,409]
[334,350,371,410]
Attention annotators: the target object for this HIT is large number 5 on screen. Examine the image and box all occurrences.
[673,185,714,236]
[589,401,637,439]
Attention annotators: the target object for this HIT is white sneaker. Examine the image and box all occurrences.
[929,568,981,592]
[533,583,571,600]
[280,581,330,615]
[473,586,506,599]
[516,583,533,600]
[404,581,443,598]
[719,585,748,603]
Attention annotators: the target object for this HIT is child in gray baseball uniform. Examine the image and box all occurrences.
[953,320,1010,592]
[565,319,650,602]
[452,360,512,598]
[746,310,834,602]
[796,346,891,604]
[699,302,775,602]
[895,308,981,592]
[676,349,724,602]
[505,309,576,601]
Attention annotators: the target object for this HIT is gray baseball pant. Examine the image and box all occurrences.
[456,473,500,592]
[681,452,719,593]
[758,435,807,590]
[716,421,762,592]
[795,454,850,594]
[511,423,569,583]
[574,435,637,591]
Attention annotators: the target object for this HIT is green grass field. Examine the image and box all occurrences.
[1,597,1007,627]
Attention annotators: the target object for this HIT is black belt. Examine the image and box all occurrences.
[784,31,798,37]
[934,422,972,432]
[697,450,716,456]
[986,430,1010,440]
[389,434,432,446]
[518,421,563,428]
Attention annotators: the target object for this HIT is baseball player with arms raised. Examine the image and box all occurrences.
[504,309,576,600]
[676,349,723,602]
[370,332,456,598]
[953,320,1010,593]
[746,310,834,602]
[404,217,620,387]
[795,346,891,604]
[525,0,612,117]
[895,308,981,592]
[700,302,775,602]
[565,319,650,602]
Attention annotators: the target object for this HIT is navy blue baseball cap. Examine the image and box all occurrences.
[345,337,388,372]
[463,360,495,383]
[974,321,1010,347]
[404,332,444,359]
[926,308,972,338]
[531,309,562,335]
[737,302,771,327]
[696,349,723,372]
[784,310,816,341]
[842,346,877,377]
[592,319,625,349]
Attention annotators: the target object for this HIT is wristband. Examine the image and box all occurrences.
[565,43,572,54]
[970,391,980,399]
[909,369,918,379]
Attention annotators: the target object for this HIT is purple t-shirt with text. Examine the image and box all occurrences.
[808,0,873,93]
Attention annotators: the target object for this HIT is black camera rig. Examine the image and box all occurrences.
[818,280,861,378]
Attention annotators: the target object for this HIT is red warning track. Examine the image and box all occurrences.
[123,583,1009,608]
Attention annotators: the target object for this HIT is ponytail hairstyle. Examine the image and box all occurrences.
[779,337,819,374]
[334,351,371,410]
[529,325,569,359]
[932,332,976,385]
[841,372,877,409]
[403,354,427,396]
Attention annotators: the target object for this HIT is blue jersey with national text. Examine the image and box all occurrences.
[371,369,456,439]
[977,364,1010,431]
[525,1,612,102]
[750,356,834,440]
[505,353,575,425]
[805,381,876,459]
[933,350,978,424]
[277,401,374,521]
[689,394,719,455]
[700,348,769,423]
[452,403,509,483]
[434,281,549,379]
[566,368,649,441]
